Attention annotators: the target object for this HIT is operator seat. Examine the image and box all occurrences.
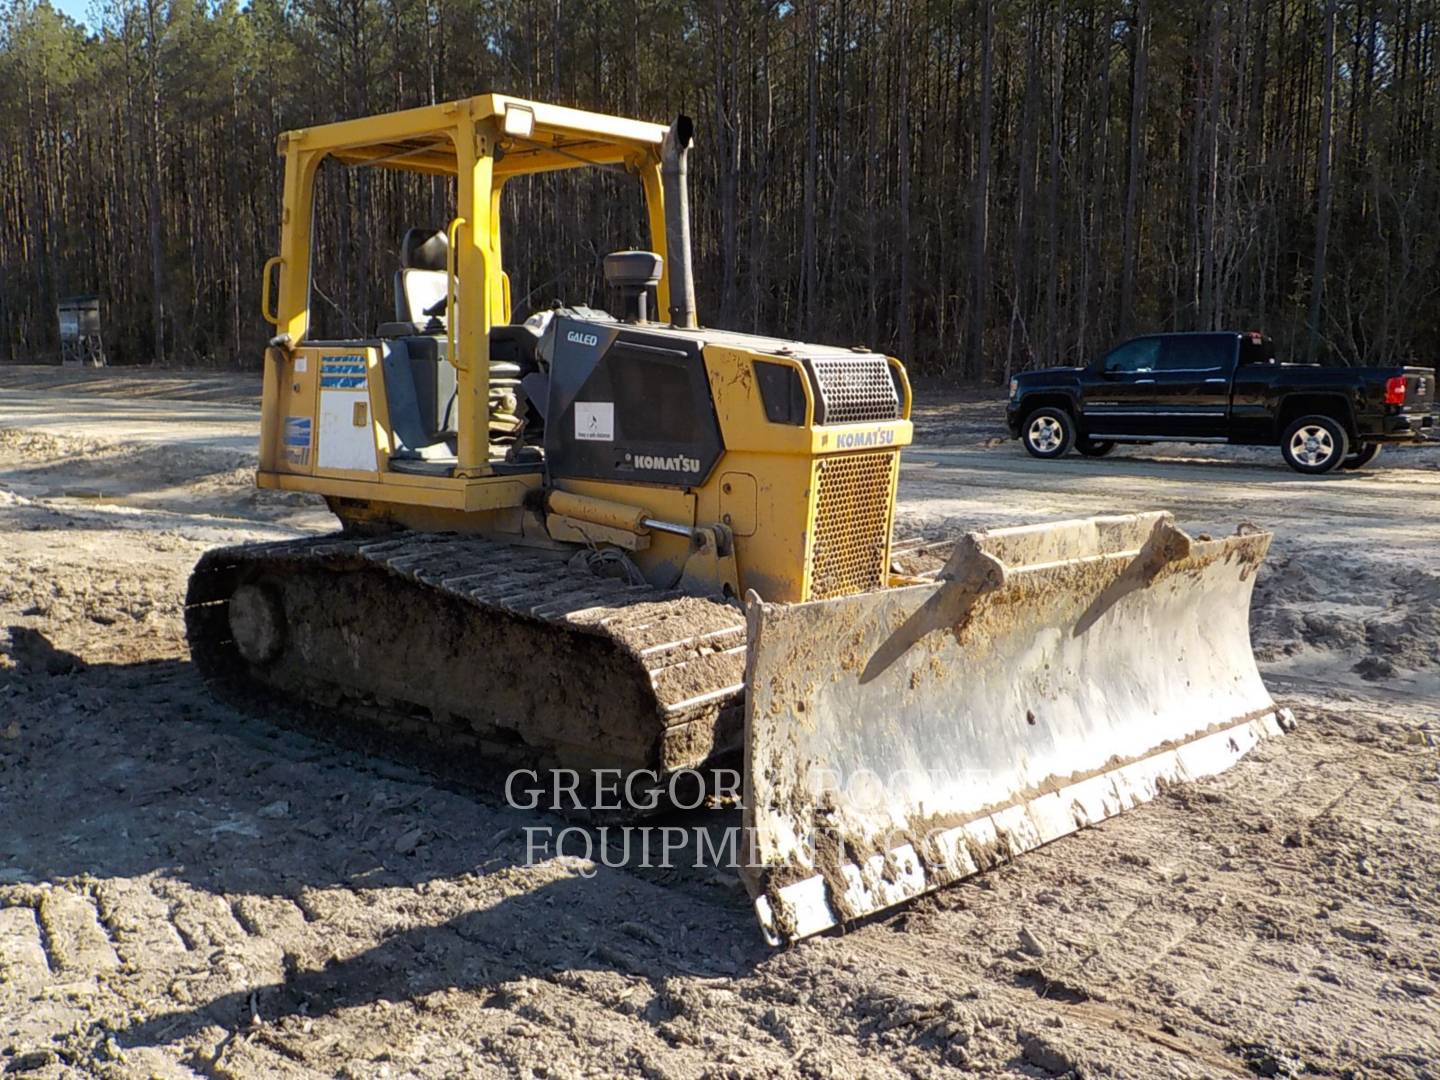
[378,227,543,471]
[378,227,449,337]
[379,226,454,461]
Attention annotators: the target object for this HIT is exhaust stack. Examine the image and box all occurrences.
[660,115,698,329]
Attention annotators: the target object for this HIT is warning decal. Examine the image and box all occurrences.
[575,401,614,442]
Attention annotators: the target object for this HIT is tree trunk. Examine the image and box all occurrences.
[800,2,819,339]
[896,0,913,360]
[965,0,994,376]
[1007,5,1042,377]
[712,0,739,325]
[1118,0,1148,337]
[1307,0,1336,361]
[1044,18,1063,362]
[1199,2,1222,329]
[144,0,166,365]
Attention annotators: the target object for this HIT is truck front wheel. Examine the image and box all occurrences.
[1281,415,1350,475]
[1022,407,1076,459]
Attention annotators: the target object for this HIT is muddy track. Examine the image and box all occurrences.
[185,532,748,807]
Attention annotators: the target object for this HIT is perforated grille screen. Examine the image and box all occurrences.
[809,355,900,424]
[808,452,897,600]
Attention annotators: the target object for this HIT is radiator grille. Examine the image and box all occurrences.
[809,355,900,424]
[808,452,897,600]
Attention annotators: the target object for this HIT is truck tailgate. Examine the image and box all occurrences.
[1401,367,1436,413]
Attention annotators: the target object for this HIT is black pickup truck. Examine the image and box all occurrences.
[1006,331,1436,474]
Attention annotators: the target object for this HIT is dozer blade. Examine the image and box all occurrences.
[741,512,1290,945]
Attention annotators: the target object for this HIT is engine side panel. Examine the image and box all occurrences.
[545,318,726,488]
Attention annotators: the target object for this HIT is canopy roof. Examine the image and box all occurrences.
[277,93,670,179]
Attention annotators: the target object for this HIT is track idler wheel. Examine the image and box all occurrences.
[228,583,286,665]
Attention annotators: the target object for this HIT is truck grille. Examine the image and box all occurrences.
[808,451,898,600]
[809,355,900,425]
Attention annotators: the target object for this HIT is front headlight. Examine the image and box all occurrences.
[1009,379,1019,400]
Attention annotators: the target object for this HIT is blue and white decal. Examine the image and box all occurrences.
[320,354,368,389]
[283,415,312,467]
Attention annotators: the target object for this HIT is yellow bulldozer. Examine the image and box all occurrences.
[186,95,1290,945]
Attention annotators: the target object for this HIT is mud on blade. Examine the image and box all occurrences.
[741,512,1290,945]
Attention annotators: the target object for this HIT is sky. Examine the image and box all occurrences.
[50,0,97,29]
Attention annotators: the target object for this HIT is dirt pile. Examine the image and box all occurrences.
[1252,552,1440,681]
[893,511,1440,698]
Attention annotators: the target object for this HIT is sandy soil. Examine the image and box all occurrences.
[1,366,1437,1078]
[0,366,259,405]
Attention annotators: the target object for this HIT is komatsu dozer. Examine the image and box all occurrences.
[186,95,1289,945]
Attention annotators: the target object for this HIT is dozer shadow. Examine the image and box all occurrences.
[0,626,762,1050]
[112,867,752,1055]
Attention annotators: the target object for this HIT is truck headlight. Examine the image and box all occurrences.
[1009,379,1019,400]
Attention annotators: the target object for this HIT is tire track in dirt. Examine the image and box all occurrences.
[34,889,120,976]
[0,905,53,984]
[803,913,1249,1076]
[92,878,191,967]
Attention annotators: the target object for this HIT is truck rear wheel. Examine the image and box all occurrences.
[1281,415,1349,475]
[1076,437,1115,457]
[1341,442,1384,470]
[1022,407,1075,459]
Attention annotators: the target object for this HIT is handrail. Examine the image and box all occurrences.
[886,357,913,419]
[260,256,283,326]
[445,217,466,370]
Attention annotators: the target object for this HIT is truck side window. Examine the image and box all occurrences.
[1157,335,1230,371]
[1102,338,1160,373]
[1238,337,1277,365]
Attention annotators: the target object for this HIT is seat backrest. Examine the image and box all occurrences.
[395,269,448,324]
[393,228,450,324]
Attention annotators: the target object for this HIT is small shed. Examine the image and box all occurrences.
[58,295,106,367]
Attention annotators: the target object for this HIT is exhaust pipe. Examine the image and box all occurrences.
[660,115,698,329]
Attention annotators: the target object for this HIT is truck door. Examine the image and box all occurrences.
[1149,334,1234,438]
[1083,336,1163,436]
[1227,334,1279,443]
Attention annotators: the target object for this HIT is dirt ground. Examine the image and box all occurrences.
[1,366,1437,1078]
